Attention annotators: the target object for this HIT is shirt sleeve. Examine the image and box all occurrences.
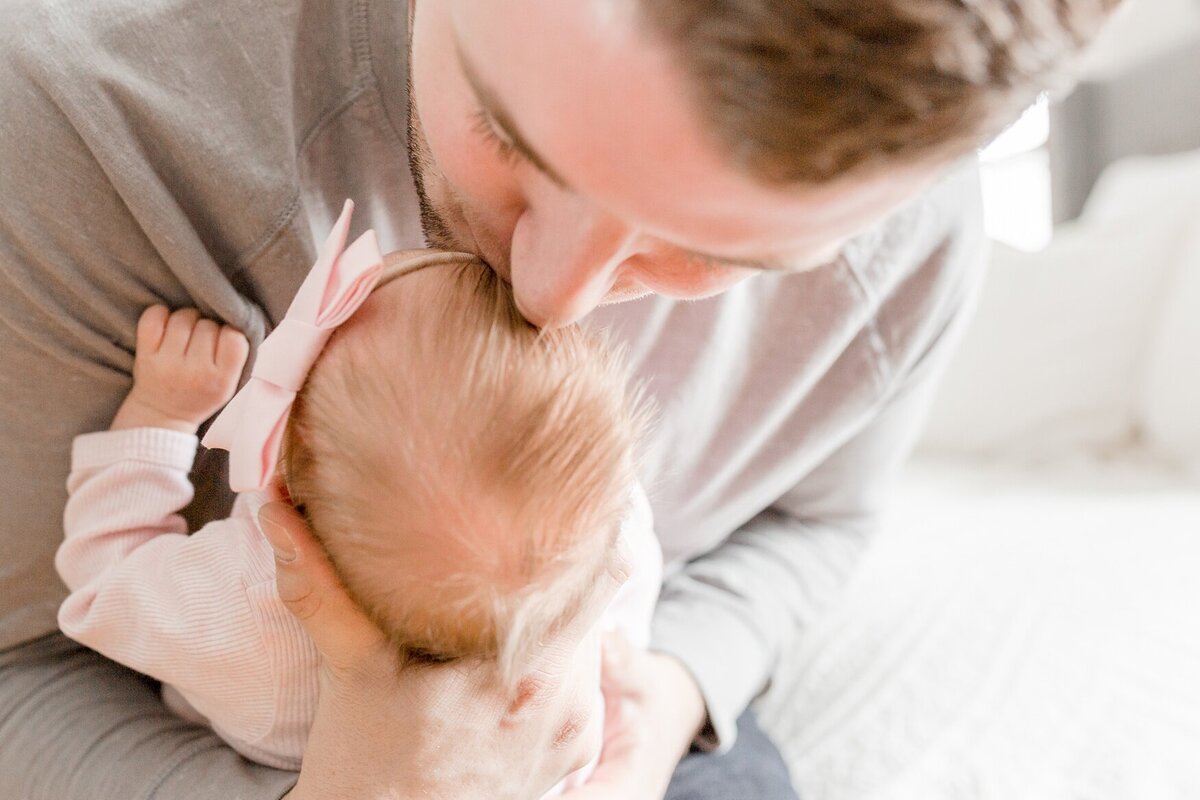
[648,188,987,753]
[55,428,297,762]
[56,427,201,594]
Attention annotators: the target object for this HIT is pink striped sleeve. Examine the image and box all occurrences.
[55,427,315,769]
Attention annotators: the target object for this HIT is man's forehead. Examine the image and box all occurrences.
[449,0,944,258]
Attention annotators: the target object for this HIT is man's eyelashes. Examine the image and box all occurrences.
[470,106,524,168]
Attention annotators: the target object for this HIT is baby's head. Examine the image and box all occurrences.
[280,254,641,679]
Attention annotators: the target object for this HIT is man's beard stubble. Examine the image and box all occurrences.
[404,0,457,252]
[405,81,461,254]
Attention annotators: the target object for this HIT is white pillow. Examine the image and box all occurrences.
[1140,218,1200,462]
[1076,150,1200,462]
[919,228,1172,456]
[921,150,1200,459]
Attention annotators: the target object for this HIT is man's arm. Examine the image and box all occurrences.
[0,635,298,800]
[649,175,988,752]
[650,345,962,751]
[557,166,987,800]
[559,297,980,800]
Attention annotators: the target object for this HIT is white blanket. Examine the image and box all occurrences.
[758,455,1200,800]
[753,150,1200,798]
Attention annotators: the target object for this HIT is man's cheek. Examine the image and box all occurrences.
[410,31,505,200]
[423,110,522,211]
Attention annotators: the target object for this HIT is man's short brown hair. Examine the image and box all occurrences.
[642,0,1119,184]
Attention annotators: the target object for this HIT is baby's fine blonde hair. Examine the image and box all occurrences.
[281,254,643,681]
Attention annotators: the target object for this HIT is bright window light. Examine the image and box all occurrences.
[979,96,1053,252]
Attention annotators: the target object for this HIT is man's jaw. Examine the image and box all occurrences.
[407,136,505,273]
[406,86,475,255]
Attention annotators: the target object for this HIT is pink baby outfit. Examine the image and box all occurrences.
[54,425,662,778]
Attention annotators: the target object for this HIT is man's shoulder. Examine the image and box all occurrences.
[0,0,294,159]
[743,159,985,389]
[854,159,987,382]
[0,0,363,276]
[0,0,264,83]
[844,159,985,302]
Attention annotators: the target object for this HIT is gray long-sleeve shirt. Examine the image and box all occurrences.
[0,0,985,797]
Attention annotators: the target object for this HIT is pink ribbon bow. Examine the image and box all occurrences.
[203,199,384,491]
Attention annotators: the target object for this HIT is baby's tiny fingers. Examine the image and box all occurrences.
[135,305,170,354]
[216,326,250,373]
[188,318,220,359]
[162,308,202,353]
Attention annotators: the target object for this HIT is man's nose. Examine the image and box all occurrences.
[507,194,639,328]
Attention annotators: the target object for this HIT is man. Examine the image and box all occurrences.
[0,1,1114,798]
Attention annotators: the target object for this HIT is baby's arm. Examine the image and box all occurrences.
[54,310,307,762]
[57,306,249,597]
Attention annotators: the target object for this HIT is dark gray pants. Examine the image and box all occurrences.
[664,710,799,800]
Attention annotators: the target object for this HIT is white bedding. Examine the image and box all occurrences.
[748,150,1200,798]
[759,454,1200,800]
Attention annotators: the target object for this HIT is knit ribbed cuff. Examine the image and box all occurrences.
[72,428,199,472]
[649,591,772,754]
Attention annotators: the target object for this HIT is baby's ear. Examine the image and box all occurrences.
[266,472,297,509]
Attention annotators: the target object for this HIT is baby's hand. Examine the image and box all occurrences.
[111,306,250,434]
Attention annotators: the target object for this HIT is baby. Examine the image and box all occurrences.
[54,202,660,791]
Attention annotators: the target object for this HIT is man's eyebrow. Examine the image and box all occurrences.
[455,42,571,189]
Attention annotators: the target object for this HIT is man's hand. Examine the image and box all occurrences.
[258,499,618,800]
[560,634,708,800]
[111,305,249,433]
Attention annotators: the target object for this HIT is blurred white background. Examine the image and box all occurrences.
[761,2,1200,797]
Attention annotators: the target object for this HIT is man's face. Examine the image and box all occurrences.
[409,0,943,327]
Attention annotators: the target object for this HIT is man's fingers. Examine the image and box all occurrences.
[258,500,385,667]
[557,635,646,798]
[135,305,170,353]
